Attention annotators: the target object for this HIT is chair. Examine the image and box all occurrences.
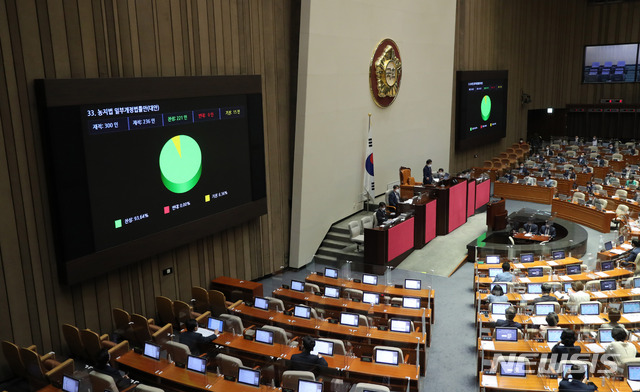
[349,383,390,392]
[384,190,397,215]
[131,314,172,348]
[491,354,531,374]
[215,353,243,379]
[594,184,603,191]
[218,314,255,337]
[616,204,630,219]
[549,180,557,188]
[20,347,74,389]
[156,296,180,328]
[342,288,363,301]
[260,325,298,347]
[566,151,576,158]
[584,281,601,292]
[80,329,117,365]
[613,153,624,161]
[264,296,285,312]
[191,286,210,314]
[281,370,315,391]
[399,167,421,186]
[349,221,364,252]
[572,192,585,203]
[61,324,86,360]
[358,314,370,328]
[112,308,136,343]
[616,189,628,199]
[597,199,608,210]
[536,301,561,314]
[373,346,406,364]
[2,341,36,379]
[610,178,621,187]
[361,215,374,232]
[89,371,163,392]
[208,289,233,317]
[164,340,191,365]
[174,300,211,328]
[304,283,320,293]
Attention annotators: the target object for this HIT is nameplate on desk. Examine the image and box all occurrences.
[584,343,605,353]
[328,319,338,324]
[378,326,388,331]
[244,335,253,341]
[284,311,292,316]
[133,347,143,355]
[547,261,559,266]
[352,299,361,303]
[361,356,372,362]
[354,279,361,283]
[480,341,495,351]
[391,303,400,307]
[481,375,498,388]
[514,263,525,269]
[175,362,185,368]
[559,275,571,281]
[519,277,531,283]
[224,375,236,381]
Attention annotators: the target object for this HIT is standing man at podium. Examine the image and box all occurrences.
[423,159,433,184]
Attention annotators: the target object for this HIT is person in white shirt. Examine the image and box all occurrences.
[604,326,637,372]
[566,281,590,313]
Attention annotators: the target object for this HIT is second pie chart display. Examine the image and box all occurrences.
[159,135,202,193]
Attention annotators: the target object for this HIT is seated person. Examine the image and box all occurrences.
[566,282,590,313]
[604,326,636,370]
[486,284,508,304]
[435,168,449,181]
[495,306,523,330]
[543,174,554,187]
[533,282,557,304]
[290,336,328,375]
[517,163,529,176]
[558,364,598,392]
[493,261,514,283]
[375,202,387,226]
[179,319,217,356]
[626,175,638,187]
[556,153,566,164]
[93,348,133,390]
[551,329,581,355]
[539,222,556,238]
[577,153,587,166]
[621,238,640,267]
[565,168,577,180]
[596,155,605,167]
[538,312,559,338]
[388,185,400,210]
[523,219,538,235]
[581,165,592,173]
[601,308,626,330]
[609,143,616,154]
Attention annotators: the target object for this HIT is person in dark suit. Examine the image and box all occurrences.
[375,202,387,226]
[523,219,538,234]
[179,319,217,356]
[495,307,523,330]
[290,336,328,375]
[93,348,133,390]
[596,155,605,167]
[423,159,433,184]
[558,364,598,391]
[388,185,400,210]
[577,153,587,166]
[539,222,556,238]
[556,153,566,164]
[517,163,528,176]
[552,329,581,355]
[533,283,556,303]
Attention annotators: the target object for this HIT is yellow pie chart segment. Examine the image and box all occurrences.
[159,135,202,193]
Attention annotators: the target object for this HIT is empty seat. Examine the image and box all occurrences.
[164,341,191,365]
[156,296,177,327]
[20,346,74,389]
[215,353,243,379]
[342,288,363,301]
[572,192,585,203]
[219,314,254,337]
[349,383,390,392]
[616,189,628,199]
[61,324,85,360]
[260,325,298,347]
[304,283,320,293]
[281,370,315,391]
[349,221,364,251]
[264,296,285,312]
[80,329,117,365]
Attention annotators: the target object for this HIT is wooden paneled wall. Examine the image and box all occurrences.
[451,0,640,173]
[0,0,296,380]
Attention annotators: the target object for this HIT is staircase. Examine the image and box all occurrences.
[313,224,365,266]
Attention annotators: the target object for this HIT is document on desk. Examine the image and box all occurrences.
[595,271,610,278]
[592,291,607,298]
[514,263,525,269]
[519,277,531,283]
[481,375,498,388]
[578,315,604,324]
[628,379,640,391]
[522,294,539,301]
[631,288,640,295]
[611,249,626,254]
[480,341,495,351]
[197,328,216,337]
[624,313,640,323]
[621,244,633,250]
[584,343,605,353]
[530,316,547,325]
[490,315,503,322]
[554,291,569,300]
[559,275,572,281]
[547,261,559,266]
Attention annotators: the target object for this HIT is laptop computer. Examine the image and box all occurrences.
[254,297,269,310]
[546,328,563,343]
[187,355,207,374]
[298,379,323,392]
[291,280,305,292]
[402,297,421,309]
[374,348,399,366]
[535,303,555,316]
[324,286,340,298]
[528,267,543,277]
[488,268,501,278]
[294,305,311,319]
[237,367,260,387]
[143,342,161,360]
[310,339,334,356]
[499,361,526,377]
[520,253,534,263]
[495,327,518,342]
[598,328,613,343]
[340,312,359,327]
[389,319,412,333]
[486,255,500,264]
[255,329,274,345]
[600,279,616,291]
[623,301,640,314]
[324,267,338,279]
[362,292,380,305]
[566,265,581,275]
[634,277,640,289]
[528,283,542,294]
[580,303,599,315]
[491,302,511,315]
[62,375,80,392]
[362,274,378,285]
[404,279,421,290]
[604,241,613,251]
[552,250,565,260]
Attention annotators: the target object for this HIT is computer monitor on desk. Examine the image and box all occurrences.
[535,303,555,316]
[362,273,378,285]
[580,303,599,315]
[623,300,640,314]
[404,279,421,290]
[491,302,511,315]
[499,361,526,377]
[495,327,518,342]
[528,267,543,277]
[374,348,399,366]
[402,297,421,309]
[520,253,534,263]
[362,292,380,305]
[598,328,613,343]
[552,250,565,260]
[294,305,311,319]
[389,319,412,333]
[528,283,542,294]
[187,355,207,374]
[207,317,224,332]
[600,279,616,291]
[604,241,613,251]
[62,375,80,392]
[238,367,261,387]
[143,342,161,360]
[488,268,501,278]
[255,329,274,345]
[566,265,581,275]
[310,339,334,356]
[324,267,338,279]
[340,312,359,327]
[324,286,340,298]
[291,280,305,292]
[628,365,640,382]
[599,260,614,271]
[254,297,269,310]
[546,328,562,343]
[298,379,323,392]
[486,255,500,264]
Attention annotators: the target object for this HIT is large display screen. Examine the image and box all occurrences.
[583,43,639,83]
[36,76,267,284]
[455,70,508,151]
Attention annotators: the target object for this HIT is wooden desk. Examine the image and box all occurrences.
[493,182,555,205]
[512,233,552,242]
[475,267,632,285]
[305,274,435,314]
[598,242,633,260]
[229,302,429,348]
[551,198,616,233]
[478,372,629,392]
[364,217,415,269]
[475,257,582,271]
[211,276,263,302]
[478,310,640,328]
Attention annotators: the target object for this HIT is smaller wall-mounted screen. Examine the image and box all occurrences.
[583,43,639,83]
[455,70,508,151]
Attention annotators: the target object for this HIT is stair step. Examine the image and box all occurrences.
[321,239,347,249]
[325,232,351,242]
[317,246,349,257]
[313,254,337,264]
[330,226,351,235]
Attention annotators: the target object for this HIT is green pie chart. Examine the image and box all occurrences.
[159,135,202,193]
[481,95,491,121]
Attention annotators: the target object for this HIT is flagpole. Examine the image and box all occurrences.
[365,113,372,211]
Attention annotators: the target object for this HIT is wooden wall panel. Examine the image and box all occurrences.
[451,0,640,173]
[0,0,296,381]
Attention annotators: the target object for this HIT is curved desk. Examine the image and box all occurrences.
[493,182,555,205]
[551,198,616,233]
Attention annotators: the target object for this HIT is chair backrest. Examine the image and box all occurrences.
[264,296,284,312]
[208,289,228,317]
[191,286,210,313]
[572,192,585,202]
[594,184,603,191]
[281,370,315,391]
[566,151,576,157]
[373,346,404,364]
[613,153,624,160]
[80,329,105,365]
[2,341,27,378]
[164,340,191,365]
[219,314,244,335]
[62,324,86,360]
[215,353,243,378]
[112,308,135,342]
[358,314,369,328]
[598,199,608,209]
[616,189,628,198]
[617,204,630,217]
[361,215,374,230]
[350,383,390,392]
[342,288,363,301]
[399,168,412,185]
[89,371,119,392]
[549,180,557,188]
[585,280,601,292]
[131,313,153,344]
[173,300,193,326]
[156,296,176,327]
[19,347,47,384]
[260,325,289,345]
[384,189,392,205]
[304,283,320,293]
[318,338,346,356]
[348,221,360,239]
